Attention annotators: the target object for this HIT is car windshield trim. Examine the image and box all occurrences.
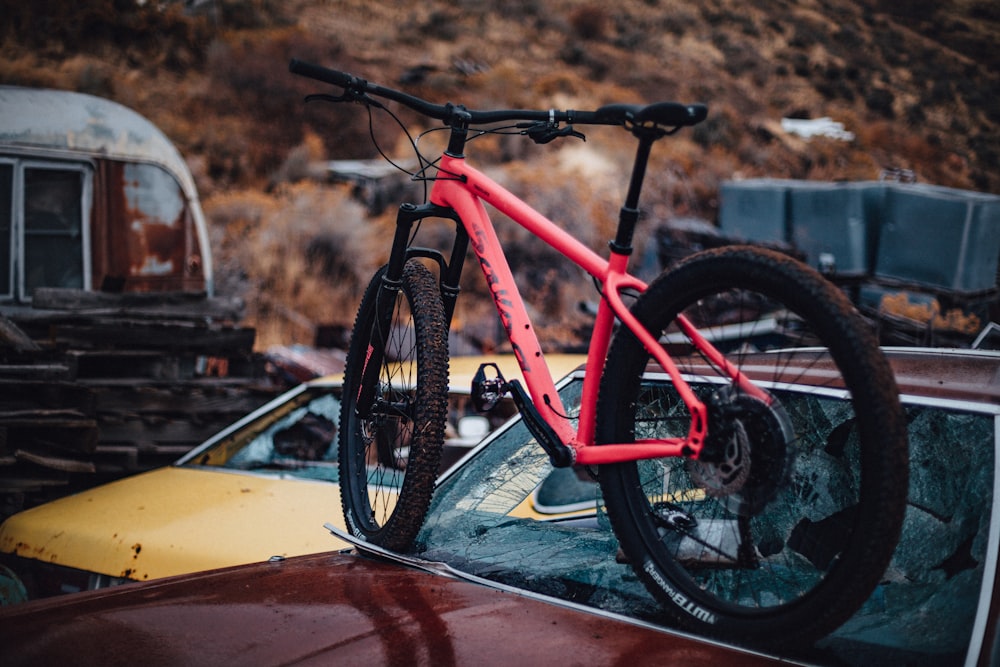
[898,392,1000,415]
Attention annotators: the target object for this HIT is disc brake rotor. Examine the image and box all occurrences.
[688,387,796,516]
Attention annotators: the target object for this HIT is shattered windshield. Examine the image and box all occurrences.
[415,375,995,665]
[185,388,342,482]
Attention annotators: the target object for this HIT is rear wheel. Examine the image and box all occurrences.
[597,246,908,647]
[339,260,449,551]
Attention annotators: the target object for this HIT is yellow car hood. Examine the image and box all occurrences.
[0,466,347,582]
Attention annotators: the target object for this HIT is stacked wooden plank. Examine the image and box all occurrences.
[0,289,278,520]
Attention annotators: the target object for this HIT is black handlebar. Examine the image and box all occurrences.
[289,58,707,130]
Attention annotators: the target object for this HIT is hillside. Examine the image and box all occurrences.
[1,0,998,349]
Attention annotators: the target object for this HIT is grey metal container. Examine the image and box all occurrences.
[718,179,791,245]
[876,184,1000,293]
[787,181,882,276]
[719,179,882,276]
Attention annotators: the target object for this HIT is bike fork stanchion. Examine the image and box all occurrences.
[393,202,467,325]
[354,204,419,416]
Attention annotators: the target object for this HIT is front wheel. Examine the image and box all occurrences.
[339,260,449,552]
[597,246,908,647]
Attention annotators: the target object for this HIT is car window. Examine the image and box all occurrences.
[186,389,342,482]
[415,377,995,665]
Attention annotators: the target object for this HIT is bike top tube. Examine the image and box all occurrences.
[289,59,707,131]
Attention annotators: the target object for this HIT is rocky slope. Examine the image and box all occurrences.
[1,0,997,347]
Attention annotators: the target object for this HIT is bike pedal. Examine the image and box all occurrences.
[471,363,507,412]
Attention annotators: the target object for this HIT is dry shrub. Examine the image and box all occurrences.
[468,63,537,110]
[569,5,609,41]
[201,27,374,186]
[0,53,61,89]
[205,183,376,349]
[851,120,972,186]
[0,0,212,69]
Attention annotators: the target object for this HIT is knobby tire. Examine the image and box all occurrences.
[597,246,908,647]
[339,261,449,552]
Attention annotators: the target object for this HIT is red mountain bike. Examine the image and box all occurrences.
[290,59,908,647]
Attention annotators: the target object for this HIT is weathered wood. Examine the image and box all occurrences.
[0,380,97,412]
[0,409,89,420]
[46,321,256,355]
[0,364,73,381]
[91,385,271,415]
[96,417,239,445]
[0,476,70,493]
[29,288,246,321]
[0,313,40,352]
[5,420,100,454]
[0,289,277,520]
[14,449,96,473]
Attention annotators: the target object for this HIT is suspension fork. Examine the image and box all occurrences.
[356,202,465,416]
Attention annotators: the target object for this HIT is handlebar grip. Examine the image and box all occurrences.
[289,59,358,89]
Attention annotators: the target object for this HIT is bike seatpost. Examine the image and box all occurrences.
[611,132,657,255]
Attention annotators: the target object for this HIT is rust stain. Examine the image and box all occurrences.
[128,220,182,277]
[102,160,205,292]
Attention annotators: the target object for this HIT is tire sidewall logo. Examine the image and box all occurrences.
[643,559,718,625]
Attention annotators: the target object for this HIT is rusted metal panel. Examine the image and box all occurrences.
[102,160,206,293]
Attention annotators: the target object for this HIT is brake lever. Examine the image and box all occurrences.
[518,122,586,145]
[305,91,385,110]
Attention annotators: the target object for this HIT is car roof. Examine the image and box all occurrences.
[881,347,1000,405]
[0,549,783,666]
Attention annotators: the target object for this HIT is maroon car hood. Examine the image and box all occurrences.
[0,550,779,666]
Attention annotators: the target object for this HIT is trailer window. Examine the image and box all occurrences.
[0,163,11,299]
[23,167,88,294]
[0,160,92,303]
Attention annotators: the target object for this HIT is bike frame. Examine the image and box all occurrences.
[422,152,768,466]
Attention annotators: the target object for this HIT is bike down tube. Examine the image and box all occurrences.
[429,165,577,450]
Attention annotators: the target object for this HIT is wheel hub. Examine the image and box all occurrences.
[687,386,796,516]
[687,419,751,496]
